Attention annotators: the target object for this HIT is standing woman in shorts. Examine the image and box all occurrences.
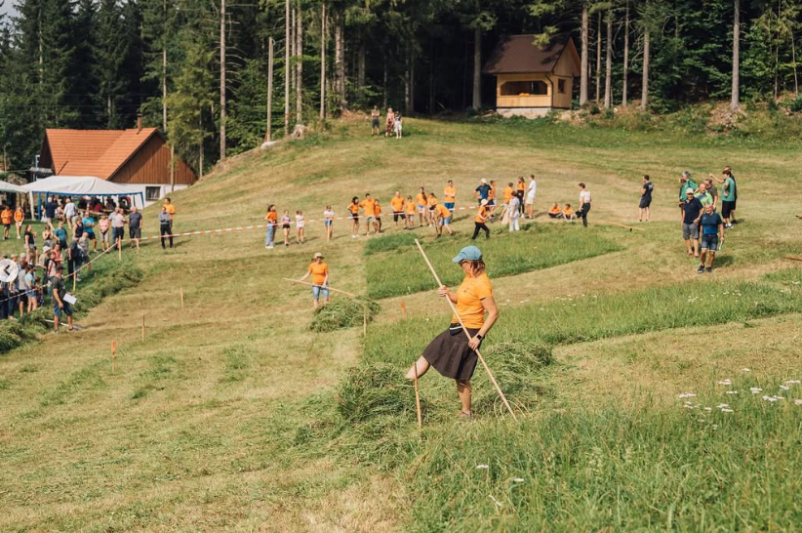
[405,245,499,417]
[516,177,526,216]
[298,252,329,308]
[281,210,292,247]
[638,175,654,222]
[371,106,381,136]
[323,205,334,241]
[348,197,360,238]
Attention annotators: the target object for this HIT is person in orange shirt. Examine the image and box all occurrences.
[375,200,383,233]
[444,180,457,213]
[548,202,563,219]
[415,187,428,227]
[1,205,13,240]
[264,204,278,248]
[14,206,25,239]
[347,196,361,238]
[472,199,491,240]
[434,203,453,237]
[405,245,499,418]
[390,191,406,228]
[360,193,378,236]
[163,198,176,220]
[404,196,416,229]
[298,252,329,308]
[488,180,498,218]
[427,193,439,226]
[562,203,576,221]
[516,177,526,216]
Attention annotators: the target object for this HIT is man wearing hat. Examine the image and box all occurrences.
[298,252,329,308]
[474,178,491,205]
[51,265,73,331]
[472,199,491,240]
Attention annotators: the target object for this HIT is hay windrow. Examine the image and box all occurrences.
[310,298,380,332]
[337,363,416,423]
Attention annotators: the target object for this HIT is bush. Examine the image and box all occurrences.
[310,298,380,332]
[787,94,802,113]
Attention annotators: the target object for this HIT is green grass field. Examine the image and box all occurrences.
[1,118,802,532]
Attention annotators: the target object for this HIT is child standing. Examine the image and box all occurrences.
[281,210,292,247]
[295,210,306,244]
[323,206,334,241]
[394,112,403,139]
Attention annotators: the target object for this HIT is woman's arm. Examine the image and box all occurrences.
[299,269,311,282]
[437,285,458,304]
[470,296,499,349]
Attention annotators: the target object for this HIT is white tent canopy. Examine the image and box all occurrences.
[0,180,28,194]
[23,175,144,214]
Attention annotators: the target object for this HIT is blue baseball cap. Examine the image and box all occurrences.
[452,246,482,263]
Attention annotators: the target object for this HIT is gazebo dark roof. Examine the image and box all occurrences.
[483,35,571,75]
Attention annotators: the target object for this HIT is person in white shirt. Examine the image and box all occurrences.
[525,175,537,219]
[63,198,76,230]
[576,183,592,227]
[508,195,521,232]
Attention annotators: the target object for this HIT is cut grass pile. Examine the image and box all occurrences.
[365,225,623,299]
[310,298,381,332]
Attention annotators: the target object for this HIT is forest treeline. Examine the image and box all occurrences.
[0,0,799,173]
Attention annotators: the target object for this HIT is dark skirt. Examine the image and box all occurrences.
[422,325,481,381]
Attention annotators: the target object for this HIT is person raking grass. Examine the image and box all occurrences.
[405,245,499,418]
[298,252,329,308]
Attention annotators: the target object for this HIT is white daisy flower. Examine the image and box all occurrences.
[476,464,489,470]
[725,391,739,395]
[780,385,790,391]
[717,379,732,386]
[741,368,751,372]
[750,387,762,393]
[794,399,802,405]
[721,408,734,413]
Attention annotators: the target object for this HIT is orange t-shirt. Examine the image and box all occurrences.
[164,203,176,220]
[308,262,328,285]
[503,187,514,202]
[517,182,525,192]
[563,207,574,216]
[375,203,383,216]
[405,201,416,215]
[444,187,456,202]
[265,211,278,224]
[360,199,377,217]
[435,204,451,219]
[1,209,12,224]
[390,196,405,213]
[427,196,438,208]
[453,273,493,328]
[416,193,426,206]
[475,206,488,223]
[549,205,561,215]
[14,210,24,222]
[348,203,359,215]
[488,185,496,200]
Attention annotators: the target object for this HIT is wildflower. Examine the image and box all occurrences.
[677,393,697,399]
[786,380,801,385]
[712,424,719,430]
[780,385,790,391]
[721,408,734,413]
[512,478,524,483]
[704,407,712,412]
[750,387,762,393]
[794,400,802,405]
[725,391,739,395]
[716,404,729,409]
[717,379,732,386]
[741,368,751,372]
[476,464,489,470]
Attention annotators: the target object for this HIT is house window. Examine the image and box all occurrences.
[500,80,549,96]
[558,79,566,94]
[146,187,161,201]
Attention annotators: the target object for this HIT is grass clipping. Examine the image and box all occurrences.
[310,298,380,333]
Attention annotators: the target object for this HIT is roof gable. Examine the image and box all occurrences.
[44,128,160,180]
[483,35,578,75]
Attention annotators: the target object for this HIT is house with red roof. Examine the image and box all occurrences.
[483,35,581,118]
[38,120,198,205]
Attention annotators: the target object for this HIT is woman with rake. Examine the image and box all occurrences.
[405,246,499,418]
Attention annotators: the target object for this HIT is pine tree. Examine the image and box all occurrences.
[96,0,129,128]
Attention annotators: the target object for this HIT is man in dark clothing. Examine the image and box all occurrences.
[682,189,703,257]
[474,179,491,205]
[698,204,725,274]
[639,175,654,222]
[128,207,142,249]
[43,197,58,224]
[51,265,73,331]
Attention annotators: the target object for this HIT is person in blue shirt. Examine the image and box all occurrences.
[698,204,725,274]
[474,178,491,205]
[82,211,98,252]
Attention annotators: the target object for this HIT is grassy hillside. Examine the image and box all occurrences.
[1,118,802,532]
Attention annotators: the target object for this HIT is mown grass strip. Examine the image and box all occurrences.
[365,225,623,299]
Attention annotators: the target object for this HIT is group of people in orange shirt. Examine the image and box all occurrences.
[1,204,26,240]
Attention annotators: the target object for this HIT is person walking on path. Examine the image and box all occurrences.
[51,265,73,332]
[348,197,360,238]
[160,206,174,249]
[639,175,654,222]
[14,205,24,239]
[682,188,703,258]
[405,245,499,418]
[298,252,329,308]
[525,175,537,219]
[698,204,725,274]
[576,183,592,227]
[371,106,381,135]
[128,207,142,249]
[472,199,491,240]
[323,206,334,241]
[712,168,737,227]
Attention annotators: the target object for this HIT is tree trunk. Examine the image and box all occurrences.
[267,37,274,141]
[793,34,799,97]
[472,27,481,110]
[320,3,326,121]
[595,11,602,104]
[580,6,589,106]
[296,6,303,124]
[334,15,345,110]
[731,0,740,111]
[162,47,168,132]
[622,1,629,106]
[641,28,650,111]
[219,0,226,160]
[604,11,612,109]
[382,55,388,109]
[199,115,204,179]
[284,0,290,135]
[357,39,366,90]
